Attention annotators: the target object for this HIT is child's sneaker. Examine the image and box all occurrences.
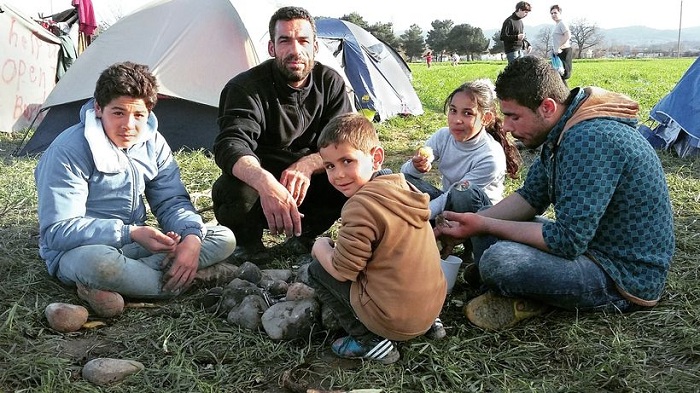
[331,336,400,364]
[425,317,447,340]
[76,284,124,318]
[465,292,547,331]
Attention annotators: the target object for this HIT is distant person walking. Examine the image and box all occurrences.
[451,52,459,66]
[500,1,532,64]
[550,5,573,84]
[424,51,434,68]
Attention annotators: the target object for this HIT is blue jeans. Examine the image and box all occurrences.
[56,225,236,299]
[403,175,492,217]
[505,50,523,64]
[474,236,638,313]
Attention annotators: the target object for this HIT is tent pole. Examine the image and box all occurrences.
[676,0,683,58]
[12,107,51,157]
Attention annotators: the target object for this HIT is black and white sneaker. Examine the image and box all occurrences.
[425,317,447,340]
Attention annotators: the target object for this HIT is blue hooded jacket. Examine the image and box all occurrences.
[35,100,205,276]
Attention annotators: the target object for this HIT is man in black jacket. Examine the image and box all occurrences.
[212,6,353,261]
[500,1,532,64]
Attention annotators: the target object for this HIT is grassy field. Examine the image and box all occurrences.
[1,58,699,392]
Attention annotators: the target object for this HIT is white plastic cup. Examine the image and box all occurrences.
[440,255,463,294]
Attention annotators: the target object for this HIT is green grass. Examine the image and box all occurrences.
[1,58,699,392]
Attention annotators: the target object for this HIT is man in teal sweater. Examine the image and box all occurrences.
[435,56,674,330]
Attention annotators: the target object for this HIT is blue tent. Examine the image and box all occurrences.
[639,57,700,158]
[316,18,423,122]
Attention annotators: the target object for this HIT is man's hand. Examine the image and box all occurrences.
[161,235,201,292]
[433,211,484,247]
[280,154,321,206]
[259,181,303,237]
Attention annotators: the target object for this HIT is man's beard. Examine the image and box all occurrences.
[274,55,314,83]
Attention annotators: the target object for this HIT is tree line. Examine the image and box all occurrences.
[329,13,603,61]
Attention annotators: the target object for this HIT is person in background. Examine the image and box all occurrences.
[451,52,460,66]
[401,79,520,262]
[309,113,446,364]
[212,6,354,262]
[434,56,674,331]
[550,5,573,84]
[424,51,434,68]
[35,62,237,318]
[500,1,532,64]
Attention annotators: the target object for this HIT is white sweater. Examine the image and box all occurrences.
[400,127,506,218]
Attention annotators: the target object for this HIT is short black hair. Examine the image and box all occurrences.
[94,61,158,110]
[495,56,569,112]
[516,1,532,11]
[268,6,316,41]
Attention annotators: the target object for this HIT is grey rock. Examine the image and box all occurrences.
[220,278,264,311]
[294,262,312,286]
[261,299,320,340]
[235,262,263,284]
[82,358,144,386]
[226,294,269,331]
[261,268,293,282]
[259,278,289,296]
[285,282,315,301]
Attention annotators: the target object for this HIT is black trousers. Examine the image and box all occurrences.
[557,47,573,81]
[308,260,377,344]
[212,150,346,246]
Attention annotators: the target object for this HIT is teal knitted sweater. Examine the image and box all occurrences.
[517,87,675,305]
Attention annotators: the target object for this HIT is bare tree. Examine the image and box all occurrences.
[569,18,605,58]
[534,25,553,57]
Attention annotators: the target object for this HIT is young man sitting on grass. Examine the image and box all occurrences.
[308,113,447,364]
[435,56,675,331]
[35,62,236,318]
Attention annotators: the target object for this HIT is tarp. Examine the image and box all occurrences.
[0,3,61,132]
[639,56,700,158]
[316,18,423,122]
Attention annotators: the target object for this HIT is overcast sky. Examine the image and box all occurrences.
[6,0,700,33]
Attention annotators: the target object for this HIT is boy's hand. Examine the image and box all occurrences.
[162,235,201,292]
[130,226,178,254]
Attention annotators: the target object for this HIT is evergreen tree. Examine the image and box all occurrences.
[426,20,454,57]
[400,24,426,61]
[489,30,505,54]
[447,24,489,60]
[367,22,400,50]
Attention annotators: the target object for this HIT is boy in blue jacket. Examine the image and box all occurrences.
[35,62,236,317]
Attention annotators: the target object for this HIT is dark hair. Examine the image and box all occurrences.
[317,113,379,153]
[94,62,158,110]
[495,56,569,112]
[268,6,316,41]
[444,79,521,178]
[516,1,532,11]
[550,4,562,12]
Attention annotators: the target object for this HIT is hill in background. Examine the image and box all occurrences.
[483,24,700,51]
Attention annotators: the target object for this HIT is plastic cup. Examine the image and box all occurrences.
[440,255,463,294]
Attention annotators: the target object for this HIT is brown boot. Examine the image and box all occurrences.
[465,292,547,331]
[76,284,124,318]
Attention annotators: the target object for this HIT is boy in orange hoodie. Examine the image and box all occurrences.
[308,113,447,364]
